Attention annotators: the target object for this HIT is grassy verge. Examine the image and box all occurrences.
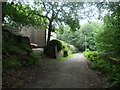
[83,49,120,88]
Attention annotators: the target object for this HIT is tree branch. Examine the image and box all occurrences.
[54,3,66,19]
[27,10,50,21]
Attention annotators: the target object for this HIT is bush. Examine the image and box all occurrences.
[4,46,22,55]
[61,41,69,57]
[63,50,68,57]
[44,39,63,58]
[69,45,78,53]
[44,39,77,58]
[92,59,120,87]
[83,49,99,61]
[27,52,39,65]
[2,28,38,72]
[60,40,77,57]
[3,56,22,70]
[84,50,120,87]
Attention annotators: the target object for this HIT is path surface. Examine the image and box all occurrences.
[24,53,109,88]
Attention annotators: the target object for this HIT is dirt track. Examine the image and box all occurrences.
[24,53,109,88]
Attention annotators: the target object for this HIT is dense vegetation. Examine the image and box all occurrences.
[2,1,120,88]
[56,2,120,87]
[83,50,120,87]
[60,40,78,57]
[2,27,39,72]
[3,1,82,43]
[57,21,102,51]
[44,39,77,58]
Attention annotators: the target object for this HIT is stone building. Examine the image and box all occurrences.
[20,27,56,48]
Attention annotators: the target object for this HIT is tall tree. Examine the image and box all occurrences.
[96,2,120,60]
[3,1,83,43]
[3,1,108,44]
[32,1,82,43]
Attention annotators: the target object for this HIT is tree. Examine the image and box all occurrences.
[3,1,83,44]
[39,1,109,43]
[30,1,83,43]
[57,21,102,51]
[2,2,48,29]
[3,1,109,44]
[95,2,120,60]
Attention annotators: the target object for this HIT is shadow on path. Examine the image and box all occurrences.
[24,53,109,88]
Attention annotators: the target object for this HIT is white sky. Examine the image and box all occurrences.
[7,0,108,26]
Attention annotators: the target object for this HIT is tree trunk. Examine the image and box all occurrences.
[2,2,6,22]
[47,20,52,44]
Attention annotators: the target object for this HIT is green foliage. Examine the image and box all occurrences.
[57,21,102,51]
[3,2,48,29]
[64,14,80,31]
[95,2,120,60]
[83,4,120,86]
[83,49,100,61]
[58,54,75,61]
[19,40,32,53]
[63,50,68,57]
[27,52,39,65]
[84,3,120,87]
[3,56,22,70]
[60,40,78,57]
[69,45,78,53]
[60,41,69,57]
[92,59,120,87]
[2,30,32,55]
[44,39,77,58]
[2,28,39,72]
[84,50,120,87]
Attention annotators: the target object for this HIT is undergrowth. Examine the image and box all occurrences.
[83,49,120,88]
[2,28,40,73]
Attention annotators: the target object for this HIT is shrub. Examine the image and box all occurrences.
[69,45,78,53]
[20,43,32,53]
[44,39,78,58]
[2,28,37,72]
[84,49,120,87]
[27,52,39,65]
[3,57,22,70]
[63,41,77,52]
[63,50,68,57]
[83,49,99,61]
[60,40,77,57]
[57,41,76,60]
[92,59,120,87]
[61,41,69,57]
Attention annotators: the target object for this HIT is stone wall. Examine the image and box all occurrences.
[20,27,46,48]
[20,27,57,47]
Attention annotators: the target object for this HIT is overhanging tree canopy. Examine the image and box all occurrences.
[3,1,108,43]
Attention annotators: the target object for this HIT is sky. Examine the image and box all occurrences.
[7,0,108,26]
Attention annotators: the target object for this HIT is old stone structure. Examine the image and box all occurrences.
[20,27,46,48]
[19,27,62,58]
[20,27,57,48]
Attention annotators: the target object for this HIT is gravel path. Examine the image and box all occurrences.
[24,53,109,88]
